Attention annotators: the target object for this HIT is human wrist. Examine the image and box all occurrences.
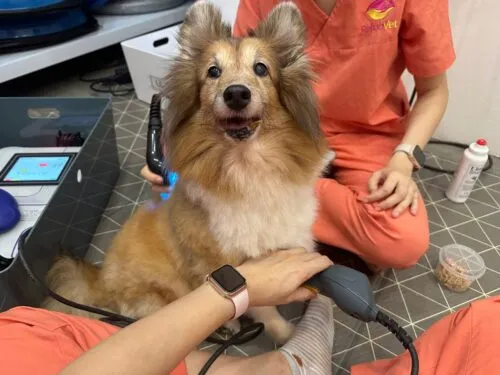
[390,152,414,174]
[198,283,236,321]
[235,265,255,307]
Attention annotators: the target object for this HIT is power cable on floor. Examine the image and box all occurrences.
[409,88,494,174]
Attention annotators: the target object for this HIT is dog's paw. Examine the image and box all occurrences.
[267,318,295,345]
[223,319,241,334]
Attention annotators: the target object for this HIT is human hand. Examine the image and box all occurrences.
[364,153,419,218]
[140,165,171,193]
[236,248,333,307]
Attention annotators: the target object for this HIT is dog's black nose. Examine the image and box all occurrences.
[223,85,251,111]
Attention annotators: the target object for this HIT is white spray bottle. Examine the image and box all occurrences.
[445,139,489,203]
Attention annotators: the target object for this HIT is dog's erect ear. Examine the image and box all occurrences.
[254,2,321,141]
[177,0,232,60]
[253,2,306,68]
[162,1,231,144]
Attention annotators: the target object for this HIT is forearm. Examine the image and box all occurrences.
[59,284,234,375]
[401,74,449,149]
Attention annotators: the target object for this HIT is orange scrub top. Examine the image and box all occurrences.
[234,1,456,266]
[233,0,456,143]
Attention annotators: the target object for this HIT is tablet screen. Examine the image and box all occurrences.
[0,154,74,184]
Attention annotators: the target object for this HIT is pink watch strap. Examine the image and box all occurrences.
[231,288,249,319]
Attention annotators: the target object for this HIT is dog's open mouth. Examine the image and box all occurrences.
[218,117,262,141]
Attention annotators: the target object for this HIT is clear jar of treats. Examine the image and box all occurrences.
[435,244,486,292]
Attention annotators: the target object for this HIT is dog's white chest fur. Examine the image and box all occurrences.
[185,178,318,258]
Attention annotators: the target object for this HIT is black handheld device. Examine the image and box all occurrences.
[146,94,165,181]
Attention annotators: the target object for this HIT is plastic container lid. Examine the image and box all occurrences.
[438,244,486,281]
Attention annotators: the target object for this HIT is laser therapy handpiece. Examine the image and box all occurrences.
[306,265,419,375]
[146,94,166,182]
[306,265,379,322]
[146,94,178,193]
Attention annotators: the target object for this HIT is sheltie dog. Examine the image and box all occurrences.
[43,0,334,344]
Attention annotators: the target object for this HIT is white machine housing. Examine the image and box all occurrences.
[0,146,80,259]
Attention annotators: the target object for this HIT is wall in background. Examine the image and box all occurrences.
[404,0,500,156]
[216,0,239,24]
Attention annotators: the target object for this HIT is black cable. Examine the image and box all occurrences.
[409,87,417,107]
[409,87,494,175]
[16,227,264,375]
[376,311,419,375]
[425,139,493,174]
[0,254,12,270]
[88,81,134,97]
[17,228,136,325]
[198,323,265,375]
[79,63,134,97]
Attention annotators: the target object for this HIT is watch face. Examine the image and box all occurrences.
[413,145,426,167]
[211,265,246,293]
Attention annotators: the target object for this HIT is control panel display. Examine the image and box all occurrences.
[0,153,75,185]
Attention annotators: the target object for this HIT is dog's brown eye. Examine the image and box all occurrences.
[208,66,221,79]
[254,63,268,77]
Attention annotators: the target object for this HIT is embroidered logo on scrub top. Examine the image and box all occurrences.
[361,0,399,34]
[366,0,395,20]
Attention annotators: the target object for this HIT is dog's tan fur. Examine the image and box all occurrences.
[43,1,333,343]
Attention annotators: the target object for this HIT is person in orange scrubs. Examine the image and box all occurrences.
[1,249,338,375]
[2,293,500,375]
[232,0,455,270]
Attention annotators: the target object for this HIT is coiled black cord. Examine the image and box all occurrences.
[16,228,264,375]
[146,94,165,177]
[376,311,419,375]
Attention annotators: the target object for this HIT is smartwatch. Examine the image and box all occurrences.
[394,144,426,170]
[206,265,249,320]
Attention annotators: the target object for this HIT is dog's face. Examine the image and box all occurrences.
[198,38,277,141]
[162,1,327,196]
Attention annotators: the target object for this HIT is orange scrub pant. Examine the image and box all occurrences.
[0,306,186,375]
[2,298,500,375]
[313,130,430,269]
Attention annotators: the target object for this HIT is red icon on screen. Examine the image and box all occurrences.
[39,163,48,167]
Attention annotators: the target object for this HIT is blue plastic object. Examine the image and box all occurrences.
[0,189,20,234]
[87,0,108,9]
[0,0,83,14]
[0,0,108,13]
[159,171,179,201]
[1,9,90,37]
[0,0,68,10]
[0,1,99,53]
